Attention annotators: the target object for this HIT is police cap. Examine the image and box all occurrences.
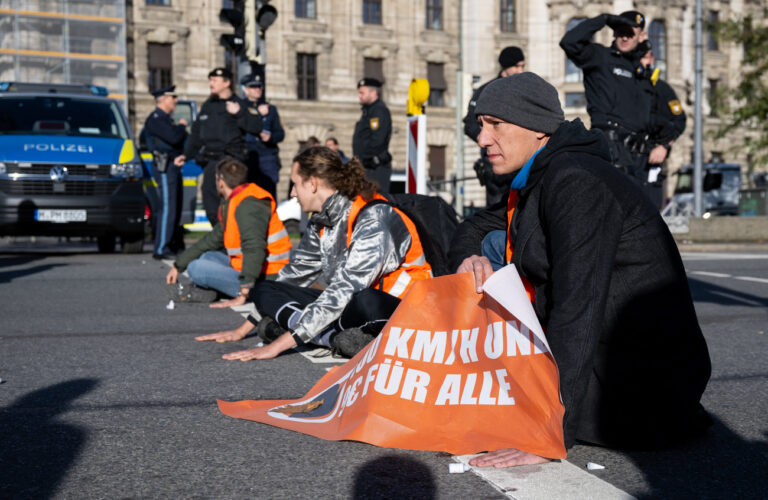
[151,85,177,98]
[617,10,645,30]
[240,74,263,88]
[208,67,233,80]
[357,78,382,89]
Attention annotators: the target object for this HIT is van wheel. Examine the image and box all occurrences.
[120,233,145,254]
[97,235,116,253]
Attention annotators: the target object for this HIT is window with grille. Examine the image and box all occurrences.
[147,43,172,92]
[426,0,442,30]
[297,53,317,100]
[707,10,719,51]
[146,0,170,5]
[296,0,316,19]
[364,58,385,84]
[428,145,446,181]
[427,62,446,107]
[708,78,719,117]
[649,20,667,78]
[500,0,515,33]
[363,0,382,24]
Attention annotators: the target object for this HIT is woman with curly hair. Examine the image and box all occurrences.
[196,146,433,359]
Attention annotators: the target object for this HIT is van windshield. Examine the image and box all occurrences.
[0,96,130,139]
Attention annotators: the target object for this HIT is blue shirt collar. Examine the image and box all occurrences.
[509,145,546,190]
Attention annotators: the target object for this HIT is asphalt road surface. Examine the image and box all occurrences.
[1,237,766,499]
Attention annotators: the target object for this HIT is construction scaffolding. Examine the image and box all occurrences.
[0,0,127,105]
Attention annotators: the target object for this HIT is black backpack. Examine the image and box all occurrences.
[356,193,459,277]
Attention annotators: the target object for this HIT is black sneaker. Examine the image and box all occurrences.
[256,317,284,342]
[332,328,375,358]
[166,283,217,303]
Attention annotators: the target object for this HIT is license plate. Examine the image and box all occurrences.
[35,209,87,223]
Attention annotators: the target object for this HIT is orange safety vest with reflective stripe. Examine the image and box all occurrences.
[506,189,536,303]
[346,193,433,298]
[222,183,291,276]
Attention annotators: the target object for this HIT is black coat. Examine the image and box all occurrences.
[184,94,262,161]
[449,119,711,449]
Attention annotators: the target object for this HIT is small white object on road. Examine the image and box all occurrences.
[166,300,175,310]
[449,463,471,473]
[0,377,5,384]
[586,462,605,470]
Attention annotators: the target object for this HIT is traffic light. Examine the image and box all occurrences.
[255,1,277,30]
[220,0,246,56]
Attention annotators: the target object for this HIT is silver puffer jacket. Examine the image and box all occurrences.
[278,191,412,343]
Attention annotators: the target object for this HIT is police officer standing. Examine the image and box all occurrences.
[141,85,188,260]
[352,78,392,192]
[641,42,687,209]
[240,73,285,199]
[175,67,262,225]
[560,11,655,184]
[463,46,526,206]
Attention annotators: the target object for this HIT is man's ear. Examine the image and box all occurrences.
[639,31,647,42]
[535,131,549,140]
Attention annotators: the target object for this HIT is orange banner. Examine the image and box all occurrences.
[219,267,566,459]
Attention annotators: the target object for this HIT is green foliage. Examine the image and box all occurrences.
[710,16,768,169]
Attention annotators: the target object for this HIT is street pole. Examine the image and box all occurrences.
[454,0,464,216]
[694,0,704,217]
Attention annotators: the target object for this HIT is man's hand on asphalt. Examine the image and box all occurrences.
[195,320,253,343]
[225,101,240,115]
[648,144,669,165]
[173,155,186,166]
[166,266,179,284]
[457,255,494,294]
[222,331,296,361]
[469,448,550,468]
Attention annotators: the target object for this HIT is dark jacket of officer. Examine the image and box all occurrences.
[353,98,392,168]
[142,108,187,158]
[560,15,654,133]
[650,78,686,146]
[245,101,284,158]
[183,95,262,161]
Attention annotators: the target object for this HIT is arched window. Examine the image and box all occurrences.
[648,20,667,79]
[564,18,586,83]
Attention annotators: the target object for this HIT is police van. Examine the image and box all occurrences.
[0,82,145,252]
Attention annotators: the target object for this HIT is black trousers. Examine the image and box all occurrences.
[201,160,221,226]
[249,281,401,344]
[364,163,392,193]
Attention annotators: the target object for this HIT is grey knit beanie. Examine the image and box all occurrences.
[474,72,565,134]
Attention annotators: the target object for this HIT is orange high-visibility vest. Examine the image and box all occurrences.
[223,183,291,276]
[506,189,536,303]
[346,193,433,298]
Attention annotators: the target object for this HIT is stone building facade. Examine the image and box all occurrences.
[126,0,766,207]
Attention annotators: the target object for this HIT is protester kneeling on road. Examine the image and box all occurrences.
[165,158,290,303]
[195,146,433,359]
[449,73,711,467]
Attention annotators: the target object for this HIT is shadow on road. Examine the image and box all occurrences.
[352,454,436,499]
[628,415,768,499]
[688,277,768,308]
[0,378,98,499]
[0,254,68,283]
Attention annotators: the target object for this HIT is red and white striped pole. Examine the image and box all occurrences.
[406,78,430,195]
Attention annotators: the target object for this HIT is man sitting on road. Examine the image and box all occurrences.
[449,72,711,467]
[165,158,291,303]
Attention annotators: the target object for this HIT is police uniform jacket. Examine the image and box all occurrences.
[183,94,262,161]
[560,14,654,133]
[245,101,285,158]
[352,98,392,167]
[650,78,686,145]
[448,119,711,450]
[142,107,187,157]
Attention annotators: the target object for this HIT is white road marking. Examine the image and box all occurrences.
[453,455,635,500]
[681,252,768,260]
[734,275,768,284]
[688,271,732,278]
